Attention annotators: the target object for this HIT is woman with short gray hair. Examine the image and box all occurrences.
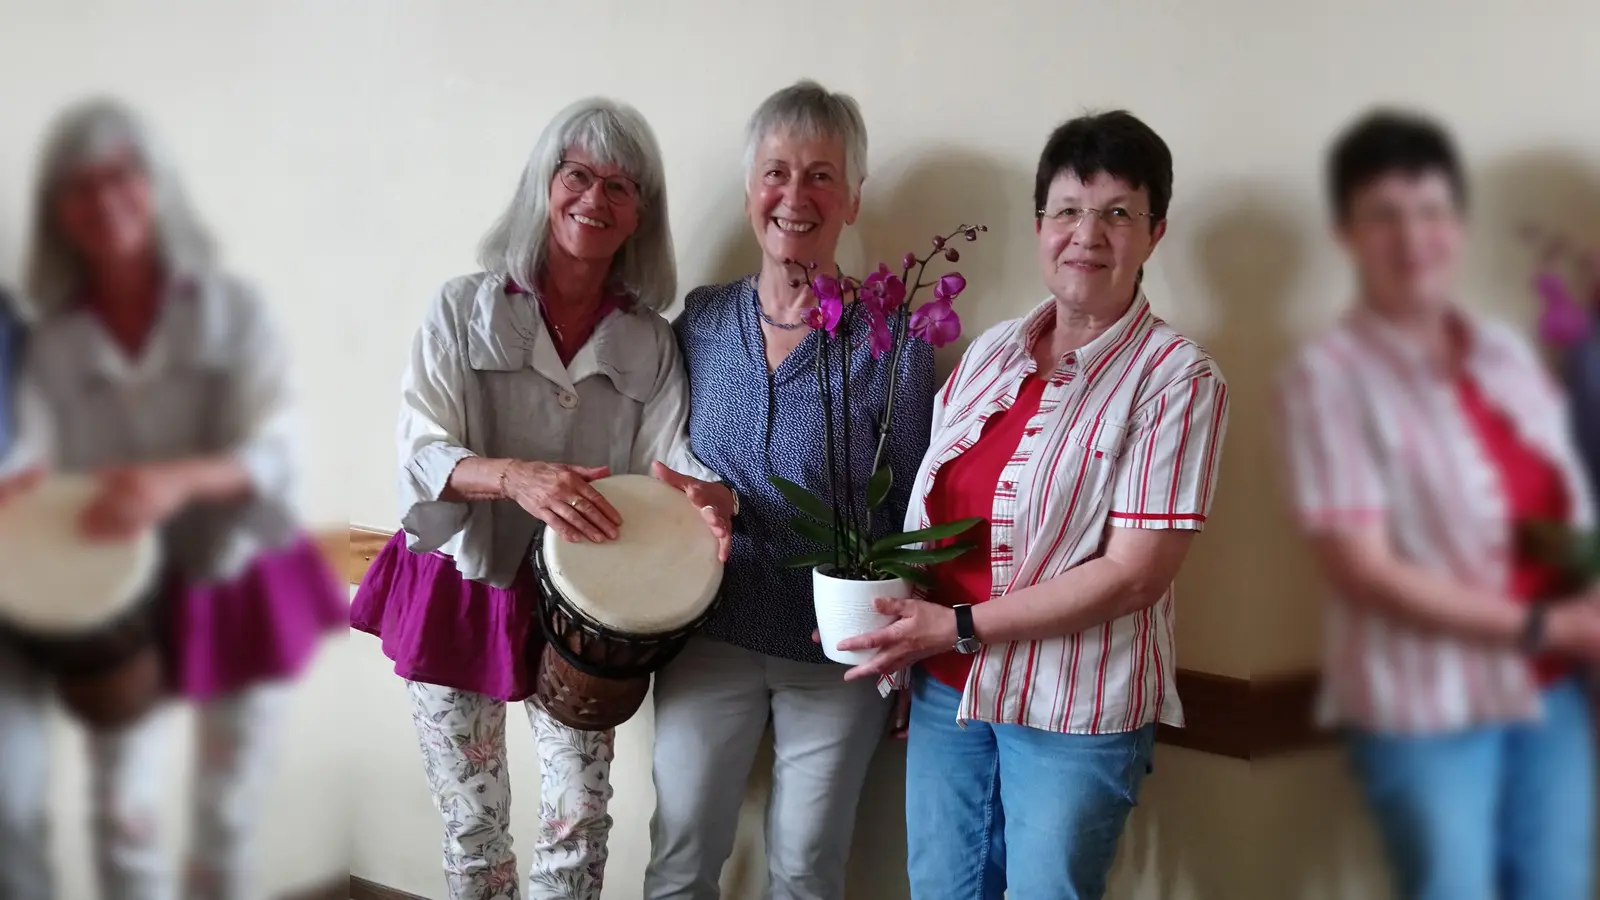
[644,79,935,900]
[350,97,733,900]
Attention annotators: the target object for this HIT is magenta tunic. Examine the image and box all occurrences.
[170,534,348,700]
[349,532,542,703]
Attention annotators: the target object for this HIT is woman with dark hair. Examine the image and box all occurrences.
[1281,109,1600,900]
[842,110,1229,900]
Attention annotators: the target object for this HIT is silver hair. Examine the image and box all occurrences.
[743,80,869,198]
[477,97,676,312]
[24,97,217,316]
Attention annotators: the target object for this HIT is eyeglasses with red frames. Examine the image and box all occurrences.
[556,159,642,207]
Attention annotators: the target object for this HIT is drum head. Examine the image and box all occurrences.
[0,474,161,635]
[542,474,723,635]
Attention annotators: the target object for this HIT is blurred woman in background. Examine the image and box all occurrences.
[0,97,346,900]
[1281,110,1600,900]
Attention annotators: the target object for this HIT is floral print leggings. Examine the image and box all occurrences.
[407,681,615,900]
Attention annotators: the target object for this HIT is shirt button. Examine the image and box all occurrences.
[557,390,579,409]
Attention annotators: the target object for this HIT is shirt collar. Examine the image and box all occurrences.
[66,275,217,383]
[1348,302,1504,378]
[468,274,643,393]
[1012,290,1153,377]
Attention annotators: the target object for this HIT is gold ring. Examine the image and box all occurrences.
[569,498,581,508]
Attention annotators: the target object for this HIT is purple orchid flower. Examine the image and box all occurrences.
[865,306,895,358]
[807,275,845,334]
[910,296,962,348]
[861,264,907,311]
[934,272,967,302]
[1535,270,1591,348]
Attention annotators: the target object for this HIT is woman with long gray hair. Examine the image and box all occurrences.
[349,97,734,900]
[0,98,346,900]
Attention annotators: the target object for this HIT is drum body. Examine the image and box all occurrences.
[0,475,166,729]
[531,474,724,731]
[0,588,166,729]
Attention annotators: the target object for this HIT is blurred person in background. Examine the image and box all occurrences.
[0,97,346,900]
[1280,109,1600,900]
[348,97,732,900]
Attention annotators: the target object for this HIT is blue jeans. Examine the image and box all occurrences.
[1348,676,1596,900]
[904,671,1155,900]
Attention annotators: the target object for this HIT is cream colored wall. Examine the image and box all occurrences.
[2,0,1598,897]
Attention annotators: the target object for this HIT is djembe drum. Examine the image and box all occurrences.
[0,473,166,729]
[532,474,724,731]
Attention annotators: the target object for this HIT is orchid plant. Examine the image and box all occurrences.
[1523,223,1600,348]
[1519,224,1600,590]
[768,224,989,586]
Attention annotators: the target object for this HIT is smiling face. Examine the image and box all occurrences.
[1036,169,1166,315]
[51,146,158,270]
[745,129,859,270]
[546,146,641,267]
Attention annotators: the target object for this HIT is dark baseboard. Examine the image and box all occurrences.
[349,875,430,900]
[275,875,357,900]
[1160,668,1331,760]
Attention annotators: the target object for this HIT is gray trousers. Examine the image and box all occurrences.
[644,637,890,900]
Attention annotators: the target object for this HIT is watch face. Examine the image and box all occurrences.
[955,637,981,655]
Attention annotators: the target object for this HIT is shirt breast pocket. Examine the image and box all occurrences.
[1056,417,1128,516]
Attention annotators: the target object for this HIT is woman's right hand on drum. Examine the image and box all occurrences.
[503,461,622,543]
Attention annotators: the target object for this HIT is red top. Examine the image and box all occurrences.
[921,375,1048,690]
[1455,375,1572,686]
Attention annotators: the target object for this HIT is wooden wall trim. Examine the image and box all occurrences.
[330,526,1329,759]
[349,876,429,900]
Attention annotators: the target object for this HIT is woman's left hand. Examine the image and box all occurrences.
[80,462,197,540]
[651,461,734,562]
[838,596,958,681]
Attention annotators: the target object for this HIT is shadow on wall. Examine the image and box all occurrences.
[857,145,1036,378]
[1165,184,1322,678]
[1472,147,1600,323]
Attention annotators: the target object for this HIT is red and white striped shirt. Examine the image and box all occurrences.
[883,293,1230,734]
[1280,308,1595,734]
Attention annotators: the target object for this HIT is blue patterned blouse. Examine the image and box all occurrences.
[0,291,20,460]
[1565,329,1600,493]
[676,276,937,663]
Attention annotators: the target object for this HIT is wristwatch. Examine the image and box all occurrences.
[952,604,980,655]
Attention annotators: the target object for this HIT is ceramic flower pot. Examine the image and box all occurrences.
[813,566,905,666]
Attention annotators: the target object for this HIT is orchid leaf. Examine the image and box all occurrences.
[869,517,985,555]
[873,542,978,567]
[875,561,936,589]
[769,475,835,524]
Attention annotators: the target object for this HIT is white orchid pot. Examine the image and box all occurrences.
[813,566,906,666]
